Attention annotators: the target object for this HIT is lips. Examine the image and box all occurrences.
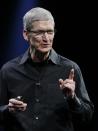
[41,44,51,48]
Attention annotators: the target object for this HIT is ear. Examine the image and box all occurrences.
[23,30,29,41]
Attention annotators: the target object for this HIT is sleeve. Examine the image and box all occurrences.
[67,64,94,123]
[0,68,9,124]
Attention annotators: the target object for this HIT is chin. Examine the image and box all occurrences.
[38,47,52,53]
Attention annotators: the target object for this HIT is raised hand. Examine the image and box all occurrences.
[59,68,75,98]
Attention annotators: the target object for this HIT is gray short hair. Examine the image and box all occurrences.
[23,7,55,31]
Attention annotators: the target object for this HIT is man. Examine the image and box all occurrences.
[0,7,94,131]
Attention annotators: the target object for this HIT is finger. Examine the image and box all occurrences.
[9,104,27,112]
[8,102,13,107]
[20,104,27,111]
[17,106,27,111]
[8,102,27,109]
[59,79,64,89]
[11,103,27,108]
[68,68,74,80]
[59,79,64,84]
[9,99,23,105]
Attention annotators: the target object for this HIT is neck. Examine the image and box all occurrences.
[30,48,50,62]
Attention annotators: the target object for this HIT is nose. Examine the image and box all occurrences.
[42,32,49,40]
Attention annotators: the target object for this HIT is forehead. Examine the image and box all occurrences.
[31,20,54,30]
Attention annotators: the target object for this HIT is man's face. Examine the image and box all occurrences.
[24,20,55,53]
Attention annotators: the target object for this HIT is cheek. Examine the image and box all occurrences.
[29,37,37,44]
[50,35,54,41]
[50,37,54,43]
[29,37,41,47]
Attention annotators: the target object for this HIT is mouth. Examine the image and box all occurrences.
[41,44,51,48]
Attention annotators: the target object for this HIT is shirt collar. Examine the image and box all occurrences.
[19,48,60,65]
[19,49,30,65]
[49,49,60,65]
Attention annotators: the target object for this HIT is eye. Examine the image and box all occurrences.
[47,30,54,34]
[27,29,55,37]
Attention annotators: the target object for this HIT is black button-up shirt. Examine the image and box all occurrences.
[0,49,94,131]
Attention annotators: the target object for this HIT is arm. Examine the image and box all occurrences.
[59,66,94,122]
[0,68,27,125]
[0,68,8,124]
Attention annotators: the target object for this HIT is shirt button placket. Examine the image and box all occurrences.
[34,81,41,123]
[35,81,40,103]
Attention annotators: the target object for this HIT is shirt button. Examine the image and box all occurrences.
[35,116,39,120]
[35,98,40,102]
[35,82,40,86]
[64,96,66,100]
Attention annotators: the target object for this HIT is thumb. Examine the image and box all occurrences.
[59,78,64,84]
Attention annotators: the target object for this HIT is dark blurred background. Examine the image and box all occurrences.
[0,0,97,131]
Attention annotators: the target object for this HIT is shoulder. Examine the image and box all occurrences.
[58,54,79,69]
[1,55,23,72]
[58,54,83,79]
[51,49,79,70]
